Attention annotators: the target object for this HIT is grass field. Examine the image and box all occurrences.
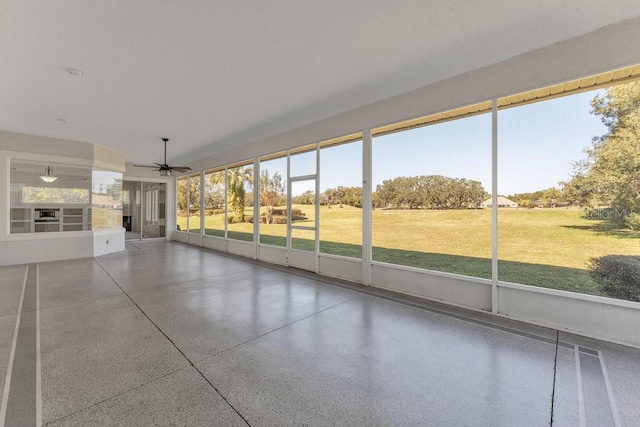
[177,205,640,296]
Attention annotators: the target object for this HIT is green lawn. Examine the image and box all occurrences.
[177,205,640,296]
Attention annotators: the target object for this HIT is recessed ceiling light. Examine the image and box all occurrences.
[57,118,71,124]
[66,68,85,77]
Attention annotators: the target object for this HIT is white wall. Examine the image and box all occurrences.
[94,228,126,257]
[0,131,94,159]
[497,282,640,347]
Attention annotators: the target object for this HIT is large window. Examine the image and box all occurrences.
[372,107,492,278]
[187,173,201,233]
[319,137,362,258]
[176,177,187,231]
[497,83,640,299]
[203,169,226,237]
[259,155,287,246]
[170,67,640,305]
[226,163,254,241]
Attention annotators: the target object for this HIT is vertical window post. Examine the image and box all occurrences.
[315,142,320,274]
[491,99,498,313]
[253,157,260,259]
[286,151,291,263]
[362,128,373,286]
[200,171,205,241]
[223,167,228,241]
[186,177,190,232]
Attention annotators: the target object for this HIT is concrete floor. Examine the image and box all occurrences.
[0,241,638,426]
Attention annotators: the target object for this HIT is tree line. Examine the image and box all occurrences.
[374,176,487,209]
[180,171,490,216]
[507,188,566,208]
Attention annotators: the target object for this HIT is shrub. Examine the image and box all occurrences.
[273,217,287,224]
[291,209,306,221]
[261,209,306,221]
[227,215,254,224]
[588,255,640,301]
[260,214,287,224]
[204,208,224,216]
[625,212,640,230]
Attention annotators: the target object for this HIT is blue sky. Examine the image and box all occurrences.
[262,88,608,196]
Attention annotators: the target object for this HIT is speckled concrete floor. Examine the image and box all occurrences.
[0,241,638,426]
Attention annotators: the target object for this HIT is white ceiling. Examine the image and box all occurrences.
[1,1,640,166]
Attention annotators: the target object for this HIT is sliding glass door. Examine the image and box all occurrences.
[123,180,166,240]
[142,182,166,239]
[123,181,141,240]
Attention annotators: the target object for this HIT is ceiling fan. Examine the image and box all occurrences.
[134,138,192,176]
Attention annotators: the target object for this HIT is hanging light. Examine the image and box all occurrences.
[40,166,58,183]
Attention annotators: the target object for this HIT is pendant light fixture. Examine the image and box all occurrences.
[40,166,58,183]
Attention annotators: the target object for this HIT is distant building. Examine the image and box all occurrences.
[481,196,518,208]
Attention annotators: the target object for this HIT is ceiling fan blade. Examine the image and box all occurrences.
[170,166,192,172]
[133,164,160,169]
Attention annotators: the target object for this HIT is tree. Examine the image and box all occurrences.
[541,187,562,208]
[260,169,285,224]
[187,177,200,213]
[176,178,188,214]
[209,167,253,222]
[227,166,253,222]
[204,171,225,210]
[569,82,640,218]
[320,186,363,208]
[292,190,315,205]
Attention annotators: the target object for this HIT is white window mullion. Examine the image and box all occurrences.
[491,98,498,314]
[253,157,260,259]
[286,151,291,264]
[362,128,373,286]
[314,143,320,274]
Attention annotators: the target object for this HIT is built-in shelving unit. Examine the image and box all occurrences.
[62,207,92,231]
[10,207,32,233]
[10,207,92,233]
